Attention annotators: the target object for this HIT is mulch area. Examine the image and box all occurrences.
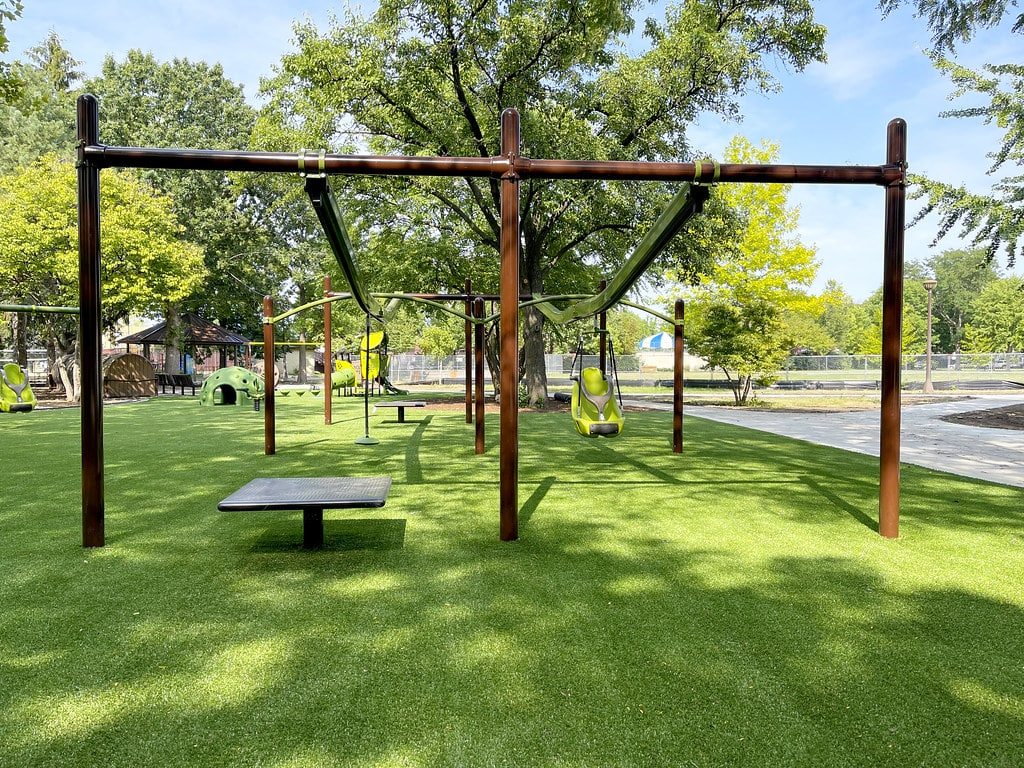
[940,404,1024,431]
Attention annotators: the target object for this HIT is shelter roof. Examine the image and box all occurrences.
[117,313,250,346]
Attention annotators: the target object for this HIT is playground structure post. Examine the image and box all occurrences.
[598,279,608,376]
[263,296,276,455]
[499,108,520,542]
[465,278,473,424]
[324,276,332,425]
[879,118,907,539]
[475,298,486,454]
[673,300,684,454]
[72,91,907,546]
[77,94,104,548]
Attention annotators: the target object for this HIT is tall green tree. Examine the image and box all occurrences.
[855,263,932,355]
[674,136,819,308]
[0,155,205,398]
[817,280,871,353]
[256,0,826,404]
[879,1,1024,265]
[87,51,280,366]
[677,135,819,395]
[0,0,23,102]
[963,276,1024,351]
[688,300,792,403]
[922,247,999,351]
[0,32,81,174]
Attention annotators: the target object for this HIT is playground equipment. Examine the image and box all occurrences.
[74,94,909,549]
[569,331,624,437]
[199,366,264,407]
[332,360,357,393]
[358,328,405,395]
[0,363,37,413]
[102,353,156,398]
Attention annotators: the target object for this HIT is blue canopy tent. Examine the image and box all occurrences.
[638,331,674,350]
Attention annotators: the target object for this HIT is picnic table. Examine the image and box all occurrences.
[374,400,426,423]
[218,476,392,549]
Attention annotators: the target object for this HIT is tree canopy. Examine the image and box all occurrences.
[87,51,280,338]
[880,1,1024,266]
[0,0,23,102]
[0,155,205,397]
[256,0,827,403]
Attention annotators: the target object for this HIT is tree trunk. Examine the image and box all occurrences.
[54,333,78,401]
[45,335,59,392]
[521,233,548,407]
[521,305,547,407]
[297,331,308,384]
[163,304,183,374]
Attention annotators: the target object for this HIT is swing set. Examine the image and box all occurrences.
[72,94,909,548]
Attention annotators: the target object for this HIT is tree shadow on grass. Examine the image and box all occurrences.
[4,408,1024,765]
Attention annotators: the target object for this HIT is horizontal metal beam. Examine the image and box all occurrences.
[82,144,900,186]
[0,303,80,314]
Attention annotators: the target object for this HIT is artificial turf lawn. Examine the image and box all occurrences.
[1,396,1022,767]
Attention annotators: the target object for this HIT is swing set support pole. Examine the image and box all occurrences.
[598,279,608,376]
[263,296,276,455]
[475,298,486,455]
[465,278,473,424]
[324,276,332,426]
[673,300,684,454]
[78,94,104,548]
[499,109,520,542]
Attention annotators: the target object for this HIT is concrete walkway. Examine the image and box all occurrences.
[629,395,1024,488]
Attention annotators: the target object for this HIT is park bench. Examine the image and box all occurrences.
[373,400,426,423]
[156,373,197,395]
[218,476,392,549]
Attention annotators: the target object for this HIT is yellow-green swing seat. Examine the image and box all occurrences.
[571,367,624,437]
[0,363,37,413]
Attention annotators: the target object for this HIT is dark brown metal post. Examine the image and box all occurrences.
[324,276,332,425]
[77,94,104,547]
[598,279,608,376]
[880,119,907,539]
[465,278,473,424]
[499,109,520,541]
[475,298,486,454]
[673,300,685,454]
[263,296,276,455]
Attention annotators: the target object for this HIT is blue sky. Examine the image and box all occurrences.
[7,0,1023,300]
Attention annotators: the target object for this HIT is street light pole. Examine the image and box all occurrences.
[922,278,937,394]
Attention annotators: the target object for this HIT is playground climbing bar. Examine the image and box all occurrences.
[75,93,907,547]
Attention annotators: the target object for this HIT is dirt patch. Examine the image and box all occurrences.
[940,404,1024,431]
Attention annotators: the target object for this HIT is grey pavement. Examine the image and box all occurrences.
[627,395,1024,488]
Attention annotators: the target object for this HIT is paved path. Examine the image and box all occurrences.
[629,395,1024,488]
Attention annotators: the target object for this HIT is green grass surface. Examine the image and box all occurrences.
[1,397,1022,767]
